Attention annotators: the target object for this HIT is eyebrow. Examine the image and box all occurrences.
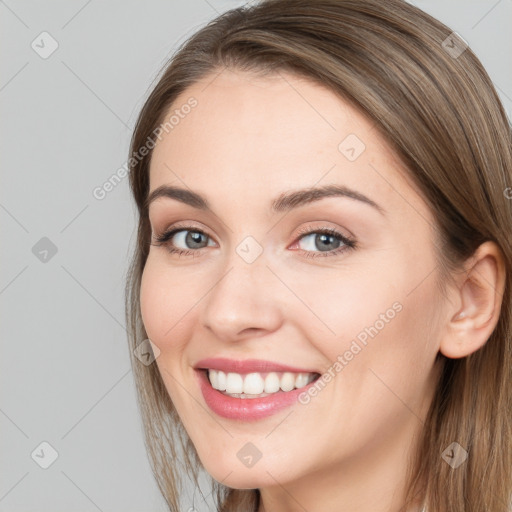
[146,184,385,215]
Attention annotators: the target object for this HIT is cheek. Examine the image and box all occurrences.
[329,272,442,414]
[140,262,163,341]
[139,258,195,351]
[287,264,397,345]
[297,257,440,392]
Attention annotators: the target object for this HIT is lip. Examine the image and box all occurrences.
[194,357,318,374]
[195,365,320,422]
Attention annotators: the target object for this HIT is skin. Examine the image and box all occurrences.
[140,69,505,512]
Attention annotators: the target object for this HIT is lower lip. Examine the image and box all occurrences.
[196,369,317,421]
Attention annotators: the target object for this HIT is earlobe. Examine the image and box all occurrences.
[439,241,506,359]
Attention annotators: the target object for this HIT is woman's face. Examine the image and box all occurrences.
[140,69,445,491]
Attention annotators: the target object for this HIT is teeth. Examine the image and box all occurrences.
[225,372,243,393]
[294,373,310,388]
[207,369,317,396]
[280,372,295,391]
[244,372,265,394]
[264,372,280,393]
[217,370,227,391]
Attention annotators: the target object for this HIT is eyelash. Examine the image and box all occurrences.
[151,224,356,259]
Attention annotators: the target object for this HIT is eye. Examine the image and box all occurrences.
[291,226,356,258]
[151,224,356,259]
[151,226,215,256]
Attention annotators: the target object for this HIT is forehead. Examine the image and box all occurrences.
[148,69,428,221]
[151,69,372,175]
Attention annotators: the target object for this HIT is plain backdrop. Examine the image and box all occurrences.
[1,1,511,511]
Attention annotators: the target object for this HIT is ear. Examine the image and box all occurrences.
[439,241,506,359]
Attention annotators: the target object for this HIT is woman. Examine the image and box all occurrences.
[125,0,512,510]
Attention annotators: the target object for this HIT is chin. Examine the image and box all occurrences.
[209,469,275,490]
[198,452,281,487]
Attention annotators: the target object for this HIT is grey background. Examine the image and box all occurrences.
[1,1,510,511]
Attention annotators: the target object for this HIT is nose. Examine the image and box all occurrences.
[201,252,284,341]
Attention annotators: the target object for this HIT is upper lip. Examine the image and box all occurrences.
[195,357,319,374]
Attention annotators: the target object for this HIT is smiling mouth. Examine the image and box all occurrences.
[204,369,321,398]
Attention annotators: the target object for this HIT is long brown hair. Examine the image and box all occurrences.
[125,1,512,510]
